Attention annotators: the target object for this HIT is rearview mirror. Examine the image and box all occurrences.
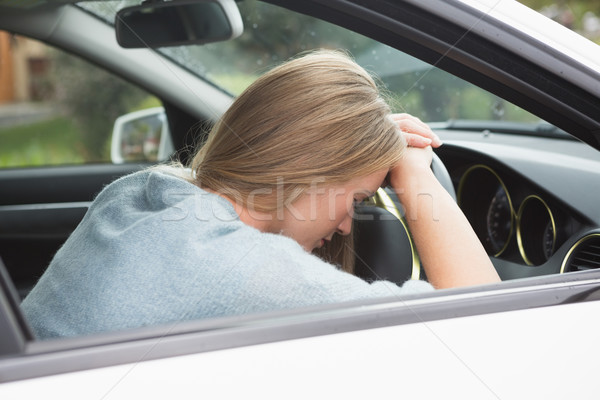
[115,0,243,48]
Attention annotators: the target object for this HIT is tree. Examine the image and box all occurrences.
[50,49,148,162]
[519,0,600,43]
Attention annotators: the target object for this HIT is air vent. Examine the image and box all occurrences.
[561,234,600,273]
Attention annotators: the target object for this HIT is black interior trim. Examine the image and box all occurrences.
[0,164,151,206]
[0,257,32,357]
[163,101,212,166]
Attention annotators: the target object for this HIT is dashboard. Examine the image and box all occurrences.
[435,128,600,281]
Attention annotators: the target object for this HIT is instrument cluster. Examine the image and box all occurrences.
[457,164,576,266]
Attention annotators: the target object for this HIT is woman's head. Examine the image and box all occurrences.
[191,50,406,270]
[192,50,405,208]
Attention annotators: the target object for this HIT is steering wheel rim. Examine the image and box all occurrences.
[432,151,456,201]
[355,151,455,283]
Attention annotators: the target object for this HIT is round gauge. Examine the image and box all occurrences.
[458,165,514,256]
[517,195,556,266]
[486,186,513,255]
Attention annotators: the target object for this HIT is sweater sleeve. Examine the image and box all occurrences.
[21,168,434,339]
[237,231,434,309]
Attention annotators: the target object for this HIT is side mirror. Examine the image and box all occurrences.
[110,107,174,163]
[115,0,243,48]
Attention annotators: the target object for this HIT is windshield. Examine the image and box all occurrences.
[79,0,541,124]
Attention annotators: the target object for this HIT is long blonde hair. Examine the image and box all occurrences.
[190,50,406,272]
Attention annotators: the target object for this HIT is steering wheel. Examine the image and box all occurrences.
[353,150,455,284]
[431,152,456,201]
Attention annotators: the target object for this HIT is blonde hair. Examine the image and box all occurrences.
[190,50,406,272]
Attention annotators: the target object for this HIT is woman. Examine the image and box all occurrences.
[21,50,499,339]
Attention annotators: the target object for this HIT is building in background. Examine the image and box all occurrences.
[0,32,50,104]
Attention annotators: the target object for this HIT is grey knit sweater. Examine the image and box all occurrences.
[22,167,433,339]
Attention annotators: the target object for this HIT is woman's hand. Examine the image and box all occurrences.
[388,113,438,186]
[387,113,500,289]
[391,113,442,148]
[388,146,433,188]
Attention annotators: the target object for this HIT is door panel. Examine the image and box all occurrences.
[0,164,150,297]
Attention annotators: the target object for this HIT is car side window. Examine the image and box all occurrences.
[0,32,164,168]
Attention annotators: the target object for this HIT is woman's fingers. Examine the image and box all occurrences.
[391,113,442,147]
[405,132,433,147]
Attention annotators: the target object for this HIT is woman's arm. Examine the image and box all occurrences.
[389,114,500,289]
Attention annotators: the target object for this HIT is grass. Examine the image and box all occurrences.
[0,117,86,168]
[0,96,162,168]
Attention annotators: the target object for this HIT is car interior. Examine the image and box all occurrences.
[0,0,599,351]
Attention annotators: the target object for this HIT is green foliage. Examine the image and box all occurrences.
[520,0,600,16]
[519,0,600,41]
[49,49,149,162]
[0,117,84,167]
[0,46,160,168]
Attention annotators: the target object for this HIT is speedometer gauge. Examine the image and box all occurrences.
[458,165,514,257]
[486,186,512,255]
[517,195,556,266]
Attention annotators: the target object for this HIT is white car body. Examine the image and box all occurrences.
[3,290,600,399]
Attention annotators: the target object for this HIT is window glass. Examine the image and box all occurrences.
[159,0,540,123]
[80,0,542,126]
[0,33,162,168]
